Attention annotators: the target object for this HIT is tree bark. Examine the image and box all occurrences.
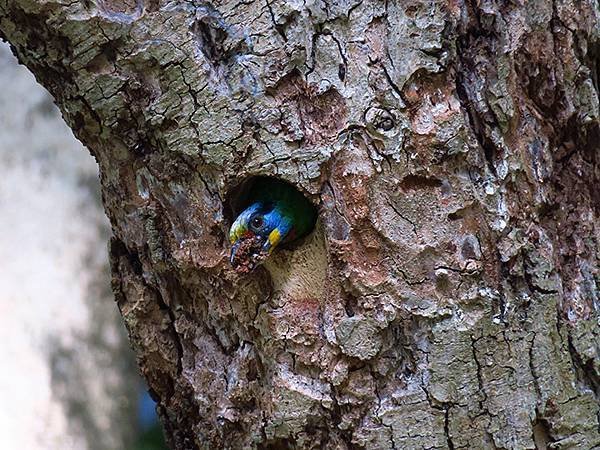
[1,0,598,448]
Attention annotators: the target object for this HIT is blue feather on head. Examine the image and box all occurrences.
[229,201,292,272]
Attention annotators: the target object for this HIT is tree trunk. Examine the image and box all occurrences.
[1,1,598,448]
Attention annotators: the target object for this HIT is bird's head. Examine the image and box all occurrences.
[229,202,291,272]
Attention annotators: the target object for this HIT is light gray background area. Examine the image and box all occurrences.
[0,42,136,450]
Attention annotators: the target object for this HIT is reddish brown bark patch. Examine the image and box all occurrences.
[285,296,322,337]
[272,72,347,145]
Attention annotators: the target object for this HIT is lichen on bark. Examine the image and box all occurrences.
[1,0,599,448]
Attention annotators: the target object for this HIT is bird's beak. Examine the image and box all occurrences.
[230,240,242,265]
[229,234,272,272]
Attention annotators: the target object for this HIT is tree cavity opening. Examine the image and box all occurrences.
[226,176,318,244]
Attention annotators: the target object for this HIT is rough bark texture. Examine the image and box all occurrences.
[1,1,599,449]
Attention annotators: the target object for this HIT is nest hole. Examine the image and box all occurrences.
[225,176,318,249]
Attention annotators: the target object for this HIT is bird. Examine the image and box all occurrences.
[229,178,317,272]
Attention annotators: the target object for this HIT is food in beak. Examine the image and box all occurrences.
[230,235,269,273]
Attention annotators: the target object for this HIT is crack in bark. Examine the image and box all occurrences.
[567,334,600,397]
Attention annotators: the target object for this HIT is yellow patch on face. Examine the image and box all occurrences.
[268,228,281,251]
[230,223,247,244]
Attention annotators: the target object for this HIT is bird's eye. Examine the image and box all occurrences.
[250,216,264,230]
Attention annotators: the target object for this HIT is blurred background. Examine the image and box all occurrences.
[0,42,167,450]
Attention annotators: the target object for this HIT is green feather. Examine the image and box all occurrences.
[247,178,317,241]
